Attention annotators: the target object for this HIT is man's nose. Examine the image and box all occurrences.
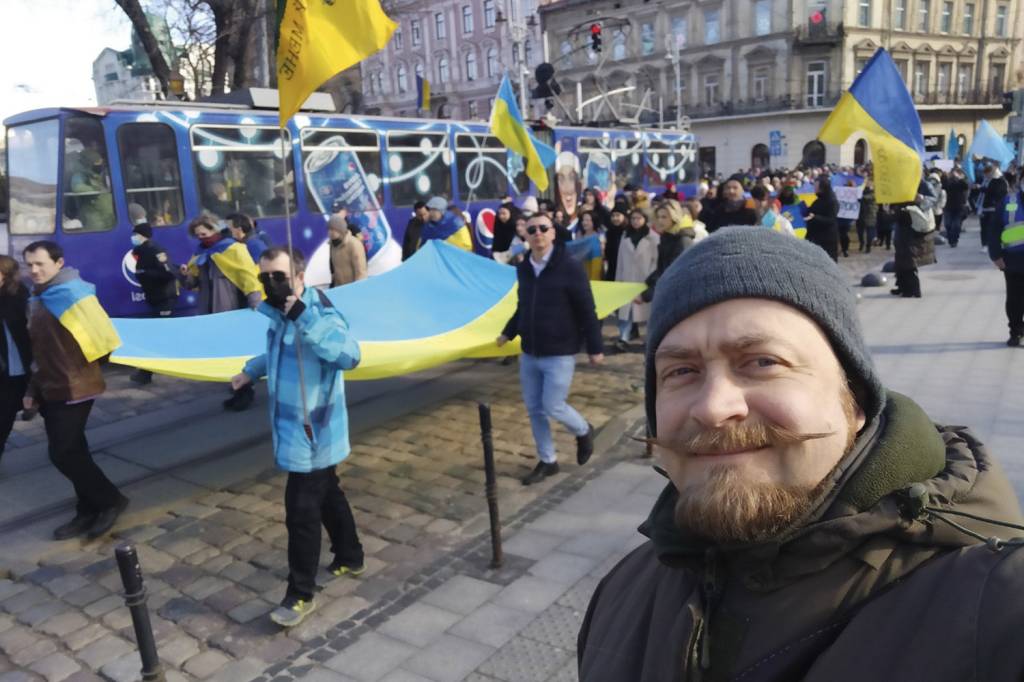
[687,370,749,429]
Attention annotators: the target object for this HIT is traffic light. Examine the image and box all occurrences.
[590,23,602,52]
[532,63,562,99]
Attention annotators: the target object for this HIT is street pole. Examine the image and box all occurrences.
[115,545,164,681]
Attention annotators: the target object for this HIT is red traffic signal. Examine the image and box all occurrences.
[590,23,602,35]
[810,10,824,23]
[590,23,602,52]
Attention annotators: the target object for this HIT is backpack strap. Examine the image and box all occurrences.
[316,289,335,309]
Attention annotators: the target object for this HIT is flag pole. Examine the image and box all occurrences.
[278,122,314,440]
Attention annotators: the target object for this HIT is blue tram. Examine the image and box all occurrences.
[3,99,698,317]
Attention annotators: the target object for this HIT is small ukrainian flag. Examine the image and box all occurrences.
[489,75,556,191]
[416,75,431,113]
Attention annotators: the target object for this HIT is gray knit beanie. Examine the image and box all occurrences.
[645,227,885,435]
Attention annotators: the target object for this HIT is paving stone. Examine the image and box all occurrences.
[296,668,357,682]
[82,595,122,619]
[181,576,232,601]
[399,634,495,682]
[0,671,40,682]
[64,624,109,652]
[218,561,257,583]
[0,626,39,657]
[448,603,536,649]
[378,602,462,648]
[76,635,134,671]
[1,587,51,615]
[38,612,90,638]
[226,597,274,624]
[61,585,110,609]
[0,582,27,603]
[519,604,583,652]
[17,601,68,629]
[62,672,105,682]
[133,546,176,574]
[476,635,571,682]
[202,658,266,682]
[42,575,89,599]
[555,577,600,613]
[0,615,12,634]
[10,639,58,667]
[527,553,598,588]
[99,607,133,632]
[155,635,200,668]
[379,671,435,682]
[502,529,568,561]
[492,577,568,615]
[99,653,145,682]
[183,649,231,678]
[324,633,416,682]
[421,576,503,616]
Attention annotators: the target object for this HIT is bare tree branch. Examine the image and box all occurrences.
[114,0,174,96]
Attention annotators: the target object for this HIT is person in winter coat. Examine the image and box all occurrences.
[614,209,660,351]
[0,255,31,464]
[602,203,629,282]
[943,167,970,247]
[226,213,270,262]
[705,178,758,233]
[749,186,795,235]
[892,178,938,299]
[231,246,363,628]
[129,220,179,384]
[327,215,367,287]
[805,176,840,261]
[578,228,1024,682]
[980,163,1009,249]
[497,213,602,486]
[419,196,473,251]
[401,201,428,261]
[927,171,947,230]
[989,183,1024,346]
[491,201,521,255]
[876,203,895,250]
[856,180,878,253]
[642,200,697,306]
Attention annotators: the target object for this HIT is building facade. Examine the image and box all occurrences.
[92,15,177,106]
[361,0,546,120]
[540,0,1023,174]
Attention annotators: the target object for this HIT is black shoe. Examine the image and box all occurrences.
[1008,335,1022,347]
[129,369,152,385]
[521,462,559,486]
[576,423,595,466]
[890,289,902,296]
[86,496,129,540]
[53,514,98,541]
[614,339,630,352]
[223,385,254,412]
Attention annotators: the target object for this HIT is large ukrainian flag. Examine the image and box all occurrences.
[277,0,397,126]
[490,75,556,191]
[818,48,924,205]
[36,279,121,362]
[110,242,643,382]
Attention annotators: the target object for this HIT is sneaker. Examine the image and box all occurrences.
[521,461,559,486]
[129,369,152,385]
[223,385,254,412]
[1008,335,1022,348]
[614,339,630,352]
[890,288,903,296]
[53,514,98,541]
[327,560,366,578]
[270,596,316,627]
[576,423,595,466]
[86,496,130,540]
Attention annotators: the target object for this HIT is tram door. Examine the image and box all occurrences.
[532,127,556,202]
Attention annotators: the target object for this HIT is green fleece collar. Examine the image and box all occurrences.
[642,392,948,561]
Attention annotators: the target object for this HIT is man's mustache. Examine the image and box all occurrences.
[642,422,834,457]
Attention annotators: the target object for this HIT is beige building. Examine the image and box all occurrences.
[540,0,1022,174]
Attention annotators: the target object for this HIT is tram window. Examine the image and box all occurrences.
[118,123,184,227]
[612,137,645,190]
[191,125,295,219]
[644,140,672,185]
[7,119,59,235]
[62,116,116,233]
[300,129,383,212]
[509,152,530,194]
[456,134,507,202]
[386,132,452,207]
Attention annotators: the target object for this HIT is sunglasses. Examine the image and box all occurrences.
[258,271,291,284]
[526,225,551,236]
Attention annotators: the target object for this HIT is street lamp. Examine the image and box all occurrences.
[663,34,682,128]
[495,9,537,116]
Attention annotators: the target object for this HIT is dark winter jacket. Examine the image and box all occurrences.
[641,228,695,303]
[603,224,625,282]
[492,203,521,254]
[706,202,758,233]
[990,190,1024,274]
[579,392,1024,682]
[806,193,839,260]
[894,180,937,270]
[401,216,425,261]
[501,243,603,357]
[857,187,877,229]
[132,239,178,310]
[0,283,31,381]
[943,177,970,215]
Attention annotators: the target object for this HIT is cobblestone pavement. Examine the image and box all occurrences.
[0,242,899,682]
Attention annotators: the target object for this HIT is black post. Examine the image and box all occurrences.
[478,403,503,568]
[115,544,164,681]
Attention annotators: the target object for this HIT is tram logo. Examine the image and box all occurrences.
[475,208,495,252]
[121,249,141,288]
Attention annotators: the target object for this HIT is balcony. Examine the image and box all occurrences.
[680,91,843,120]
[793,21,844,48]
[910,87,1005,107]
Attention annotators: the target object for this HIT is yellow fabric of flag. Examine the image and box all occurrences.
[277,0,397,127]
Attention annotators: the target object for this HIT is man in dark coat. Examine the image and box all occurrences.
[578,227,1024,682]
[891,178,937,299]
[990,183,1024,346]
[401,201,428,261]
[805,176,840,261]
[130,222,179,384]
[705,178,757,233]
[980,164,1009,249]
[497,213,603,485]
[942,167,970,247]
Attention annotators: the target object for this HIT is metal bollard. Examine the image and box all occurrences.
[478,403,504,569]
[115,544,165,681]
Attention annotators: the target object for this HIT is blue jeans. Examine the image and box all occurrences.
[617,309,634,342]
[519,354,589,463]
[943,210,964,245]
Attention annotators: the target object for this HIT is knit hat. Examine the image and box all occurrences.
[426,196,448,212]
[132,223,153,239]
[645,227,885,435]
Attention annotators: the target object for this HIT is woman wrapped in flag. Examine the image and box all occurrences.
[418,197,473,252]
[179,216,263,315]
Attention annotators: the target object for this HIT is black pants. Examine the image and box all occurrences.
[838,220,852,255]
[0,376,27,461]
[285,466,363,601]
[133,307,173,382]
[1005,271,1024,337]
[41,400,123,515]
[895,268,921,297]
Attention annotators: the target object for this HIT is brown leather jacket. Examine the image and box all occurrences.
[27,269,105,402]
[579,393,1024,682]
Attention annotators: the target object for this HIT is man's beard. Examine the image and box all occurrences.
[661,388,860,545]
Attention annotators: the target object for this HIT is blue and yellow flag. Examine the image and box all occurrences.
[109,242,642,382]
[818,49,924,204]
[565,235,604,280]
[36,278,121,363]
[964,120,1016,182]
[947,128,960,160]
[490,75,556,191]
[186,239,262,297]
[416,74,431,112]
[277,0,397,126]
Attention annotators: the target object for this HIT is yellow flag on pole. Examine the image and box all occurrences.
[277,0,397,127]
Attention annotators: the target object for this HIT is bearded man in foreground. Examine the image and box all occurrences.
[578,227,1024,681]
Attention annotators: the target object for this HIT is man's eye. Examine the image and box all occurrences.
[665,366,696,379]
[752,357,780,368]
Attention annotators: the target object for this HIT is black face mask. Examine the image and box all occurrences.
[330,238,342,247]
[259,272,293,308]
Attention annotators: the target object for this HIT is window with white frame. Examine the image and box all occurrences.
[913,61,929,97]
[918,0,930,31]
[438,56,450,83]
[394,27,404,50]
[991,62,1006,94]
[940,1,953,32]
[858,0,871,26]
[415,62,425,79]
[462,5,473,34]
[486,48,498,77]
[705,8,721,43]
[672,16,689,49]
[612,30,627,60]
[806,61,826,107]
[755,0,772,35]
[703,73,720,105]
[995,4,1008,36]
[894,0,907,28]
[412,19,421,46]
[956,64,972,97]
[937,62,952,95]
[465,51,478,80]
[963,3,975,33]
[525,39,534,66]
[484,0,496,28]
[468,101,479,119]
[641,23,655,55]
[435,12,447,40]
[855,57,869,75]
[397,65,408,93]
[752,66,770,101]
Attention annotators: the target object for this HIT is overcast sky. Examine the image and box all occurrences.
[1,0,130,125]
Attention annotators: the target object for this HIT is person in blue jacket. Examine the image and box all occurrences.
[230,246,364,628]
